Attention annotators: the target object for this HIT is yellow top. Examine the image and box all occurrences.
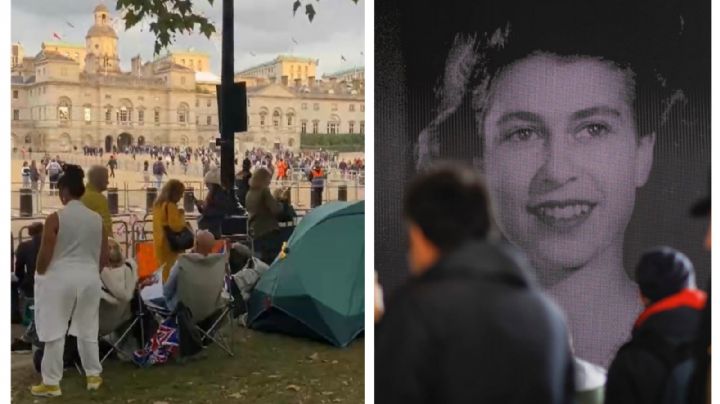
[152,202,186,281]
[81,183,112,236]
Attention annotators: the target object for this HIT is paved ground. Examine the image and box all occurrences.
[10,152,364,238]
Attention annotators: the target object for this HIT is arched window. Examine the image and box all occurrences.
[286,109,296,127]
[57,97,72,122]
[259,109,268,129]
[177,103,189,124]
[24,134,32,144]
[327,115,341,134]
[272,110,281,129]
[104,105,113,123]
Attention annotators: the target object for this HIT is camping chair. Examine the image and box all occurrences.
[99,288,149,363]
[143,253,235,357]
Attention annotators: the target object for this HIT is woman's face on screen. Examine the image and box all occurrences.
[481,53,655,272]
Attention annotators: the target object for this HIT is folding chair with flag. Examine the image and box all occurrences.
[139,251,236,360]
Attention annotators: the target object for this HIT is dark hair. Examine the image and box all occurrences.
[416,0,701,169]
[57,164,85,199]
[404,163,493,252]
[28,222,43,237]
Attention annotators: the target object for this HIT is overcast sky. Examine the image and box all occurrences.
[11,0,364,76]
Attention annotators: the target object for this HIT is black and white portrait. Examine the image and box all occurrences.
[375,0,710,367]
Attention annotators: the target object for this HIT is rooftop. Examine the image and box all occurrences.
[42,41,86,50]
[237,55,319,74]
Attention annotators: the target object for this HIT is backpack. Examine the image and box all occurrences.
[632,333,695,404]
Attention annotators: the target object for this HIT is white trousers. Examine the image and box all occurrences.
[41,336,102,386]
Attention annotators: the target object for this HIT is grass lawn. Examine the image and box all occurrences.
[11,327,364,403]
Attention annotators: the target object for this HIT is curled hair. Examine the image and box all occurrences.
[57,165,85,199]
[416,0,695,170]
[155,179,185,206]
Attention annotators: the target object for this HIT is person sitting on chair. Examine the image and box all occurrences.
[99,239,138,340]
[162,230,226,317]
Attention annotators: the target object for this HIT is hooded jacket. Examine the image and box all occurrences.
[375,241,575,404]
[604,288,706,404]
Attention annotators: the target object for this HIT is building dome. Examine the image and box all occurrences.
[86,24,118,39]
[94,4,109,13]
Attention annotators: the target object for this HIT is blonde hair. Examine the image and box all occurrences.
[249,167,272,188]
[154,179,185,207]
[108,238,124,267]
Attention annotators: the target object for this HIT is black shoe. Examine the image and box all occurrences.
[11,338,33,353]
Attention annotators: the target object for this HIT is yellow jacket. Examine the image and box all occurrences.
[152,202,186,281]
[81,184,112,236]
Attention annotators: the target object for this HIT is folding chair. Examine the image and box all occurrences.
[143,253,235,357]
[99,289,149,363]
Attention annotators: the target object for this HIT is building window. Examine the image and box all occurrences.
[272,110,281,129]
[206,116,212,126]
[360,104,365,112]
[105,94,111,99]
[301,103,307,110]
[301,120,307,134]
[13,109,19,121]
[84,106,92,123]
[177,104,188,124]
[105,106,113,123]
[13,90,18,99]
[138,109,144,123]
[58,99,71,122]
[181,76,186,85]
[312,120,319,134]
[206,99,211,107]
[360,120,365,134]
[154,108,160,124]
[331,103,338,111]
[313,103,319,111]
[349,121,355,134]
[349,104,355,112]
[287,114,294,126]
[118,106,130,123]
[327,122,338,134]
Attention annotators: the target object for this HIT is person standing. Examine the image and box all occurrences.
[375,164,574,404]
[30,165,109,397]
[152,179,188,281]
[81,166,112,237]
[143,160,150,189]
[604,247,706,404]
[21,161,31,189]
[106,156,117,179]
[45,159,62,195]
[29,161,39,191]
[152,157,166,189]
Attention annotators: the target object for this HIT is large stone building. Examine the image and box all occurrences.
[10,4,364,153]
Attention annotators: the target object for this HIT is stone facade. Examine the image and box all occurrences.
[10,4,364,153]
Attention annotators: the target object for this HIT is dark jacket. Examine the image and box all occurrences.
[375,241,575,404]
[197,187,233,238]
[15,236,41,297]
[604,289,706,404]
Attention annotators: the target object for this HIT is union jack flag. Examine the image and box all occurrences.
[132,317,179,367]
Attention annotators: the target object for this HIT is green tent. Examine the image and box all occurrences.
[247,201,364,347]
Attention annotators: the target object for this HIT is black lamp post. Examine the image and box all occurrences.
[219,0,243,214]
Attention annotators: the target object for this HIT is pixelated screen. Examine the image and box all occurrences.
[375,0,710,367]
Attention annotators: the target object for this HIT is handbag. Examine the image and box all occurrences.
[163,203,194,252]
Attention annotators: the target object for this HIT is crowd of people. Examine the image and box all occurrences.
[11,158,301,397]
[374,164,710,404]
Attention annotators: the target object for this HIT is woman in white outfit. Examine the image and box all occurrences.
[31,165,109,397]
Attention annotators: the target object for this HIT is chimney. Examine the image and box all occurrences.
[131,55,142,76]
[281,75,288,86]
[308,76,315,87]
